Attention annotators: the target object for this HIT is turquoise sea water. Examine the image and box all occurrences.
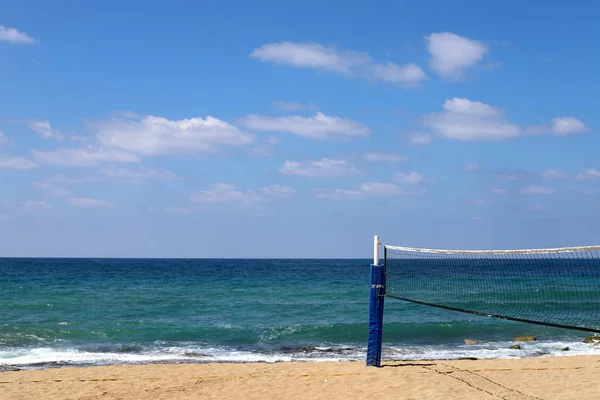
[0,258,598,369]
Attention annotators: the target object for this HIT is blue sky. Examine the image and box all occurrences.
[1,0,599,257]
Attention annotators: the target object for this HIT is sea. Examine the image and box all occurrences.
[1,258,598,369]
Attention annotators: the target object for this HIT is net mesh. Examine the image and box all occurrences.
[384,245,600,333]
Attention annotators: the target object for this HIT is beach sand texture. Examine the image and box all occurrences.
[2,356,600,400]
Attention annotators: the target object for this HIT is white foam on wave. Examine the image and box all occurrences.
[1,340,598,368]
[384,340,600,361]
[0,347,295,367]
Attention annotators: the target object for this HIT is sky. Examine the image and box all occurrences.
[1,0,599,258]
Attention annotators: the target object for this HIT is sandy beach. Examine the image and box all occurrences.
[1,355,599,400]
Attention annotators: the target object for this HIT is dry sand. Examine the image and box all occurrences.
[2,355,600,400]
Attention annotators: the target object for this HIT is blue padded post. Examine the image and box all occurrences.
[366,263,385,367]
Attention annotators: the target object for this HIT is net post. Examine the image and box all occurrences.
[367,235,385,367]
[374,235,380,265]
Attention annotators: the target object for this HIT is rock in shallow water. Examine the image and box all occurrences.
[583,336,600,344]
[511,344,521,350]
[513,335,536,342]
[463,339,479,345]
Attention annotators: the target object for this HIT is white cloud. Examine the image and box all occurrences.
[521,186,555,195]
[0,130,7,146]
[240,112,370,140]
[280,158,359,177]
[0,25,35,44]
[363,152,407,162]
[312,188,363,200]
[370,62,428,87]
[471,198,485,205]
[576,168,600,180]
[272,101,317,111]
[250,41,428,87]
[410,132,432,145]
[32,147,141,166]
[21,200,51,209]
[69,197,115,208]
[542,169,566,179]
[551,117,589,135]
[425,32,488,79]
[250,42,370,74]
[191,183,260,204]
[393,171,426,185]
[490,188,507,195]
[421,101,585,141]
[28,120,63,140]
[260,184,295,197]
[422,98,521,141]
[93,114,255,155]
[463,162,482,171]
[0,156,39,169]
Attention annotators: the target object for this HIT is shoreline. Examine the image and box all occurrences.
[0,348,596,371]
[2,338,598,371]
[2,355,599,399]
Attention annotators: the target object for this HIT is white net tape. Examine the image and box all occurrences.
[383,244,600,255]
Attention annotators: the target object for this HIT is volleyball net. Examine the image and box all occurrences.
[366,236,600,367]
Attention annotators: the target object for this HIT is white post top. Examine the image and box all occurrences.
[373,235,380,265]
